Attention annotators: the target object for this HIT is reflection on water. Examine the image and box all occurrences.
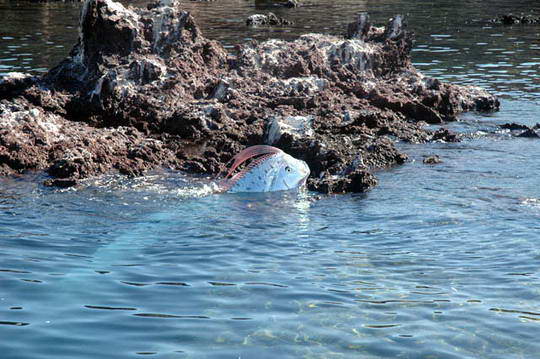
[0,0,80,74]
[1,0,540,358]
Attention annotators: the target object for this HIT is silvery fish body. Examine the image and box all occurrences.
[221,145,310,193]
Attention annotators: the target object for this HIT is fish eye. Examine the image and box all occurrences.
[285,166,292,172]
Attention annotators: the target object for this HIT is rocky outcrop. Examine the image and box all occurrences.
[492,14,540,25]
[246,13,293,26]
[518,129,540,138]
[423,155,442,165]
[499,123,540,138]
[499,123,530,131]
[283,0,298,8]
[0,96,180,187]
[0,0,499,193]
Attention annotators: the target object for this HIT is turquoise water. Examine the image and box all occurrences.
[1,117,540,358]
[1,0,540,358]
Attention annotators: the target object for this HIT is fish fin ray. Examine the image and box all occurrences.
[221,153,278,192]
[224,145,282,179]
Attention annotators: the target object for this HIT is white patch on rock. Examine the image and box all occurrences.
[272,76,328,96]
[246,14,268,26]
[260,39,286,69]
[60,147,93,161]
[0,104,67,144]
[239,33,378,76]
[90,75,106,101]
[265,115,315,145]
[105,0,140,28]
[152,3,188,54]
[326,39,376,72]
[77,0,92,64]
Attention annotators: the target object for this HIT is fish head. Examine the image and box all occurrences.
[273,153,310,191]
[220,145,310,193]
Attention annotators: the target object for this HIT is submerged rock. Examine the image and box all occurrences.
[499,122,530,131]
[518,128,540,138]
[0,0,499,193]
[430,128,460,143]
[283,0,299,8]
[493,14,540,25]
[423,155,442,165]
[500,123,540,138]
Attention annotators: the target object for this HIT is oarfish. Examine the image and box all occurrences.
[219,145,310,193]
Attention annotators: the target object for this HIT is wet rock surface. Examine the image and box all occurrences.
[283,0,299,8]
[517,128,540,138]
[0,0,499,193]
[423,155,442,165]
[492,14,540,25]
[499,123,540,138]
[246,13,293,26]
[499,122,530,131]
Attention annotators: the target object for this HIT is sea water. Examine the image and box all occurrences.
[1,0,540,358]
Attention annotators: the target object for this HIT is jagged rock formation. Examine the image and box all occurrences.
[492,14,540,25]
[423,155,442,165]
[246,13,293,26]
[499,123,540,138]
[0,0,499,193]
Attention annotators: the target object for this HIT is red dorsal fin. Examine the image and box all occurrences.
[220,153,276,192]
[224,145,283,179]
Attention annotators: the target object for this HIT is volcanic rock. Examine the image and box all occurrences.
[493,14,540,25]
[283,0,298,8]
[246,13,293,26]
[346,12,371,40]
[499,122,530,131]
[518,128,540,138]
[423,155,442,165]
[0,0,500,193]
[264,115,314,145]
[500,123,540,138]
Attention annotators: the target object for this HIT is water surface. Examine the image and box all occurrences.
[1,0,540,358]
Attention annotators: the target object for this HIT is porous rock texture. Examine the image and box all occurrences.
[0,0,499,193]
[492,14,540,25]
[246,13,293,26]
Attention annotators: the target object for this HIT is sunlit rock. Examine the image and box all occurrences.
[0,0,500,193]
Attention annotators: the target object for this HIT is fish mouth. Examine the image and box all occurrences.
[281,173,309,191]
[300,164,310,186]
[300,173,309,186]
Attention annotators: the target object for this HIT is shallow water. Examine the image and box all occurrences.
[1,0,540,358]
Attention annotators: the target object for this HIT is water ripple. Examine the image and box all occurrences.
[1,1,540,358]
